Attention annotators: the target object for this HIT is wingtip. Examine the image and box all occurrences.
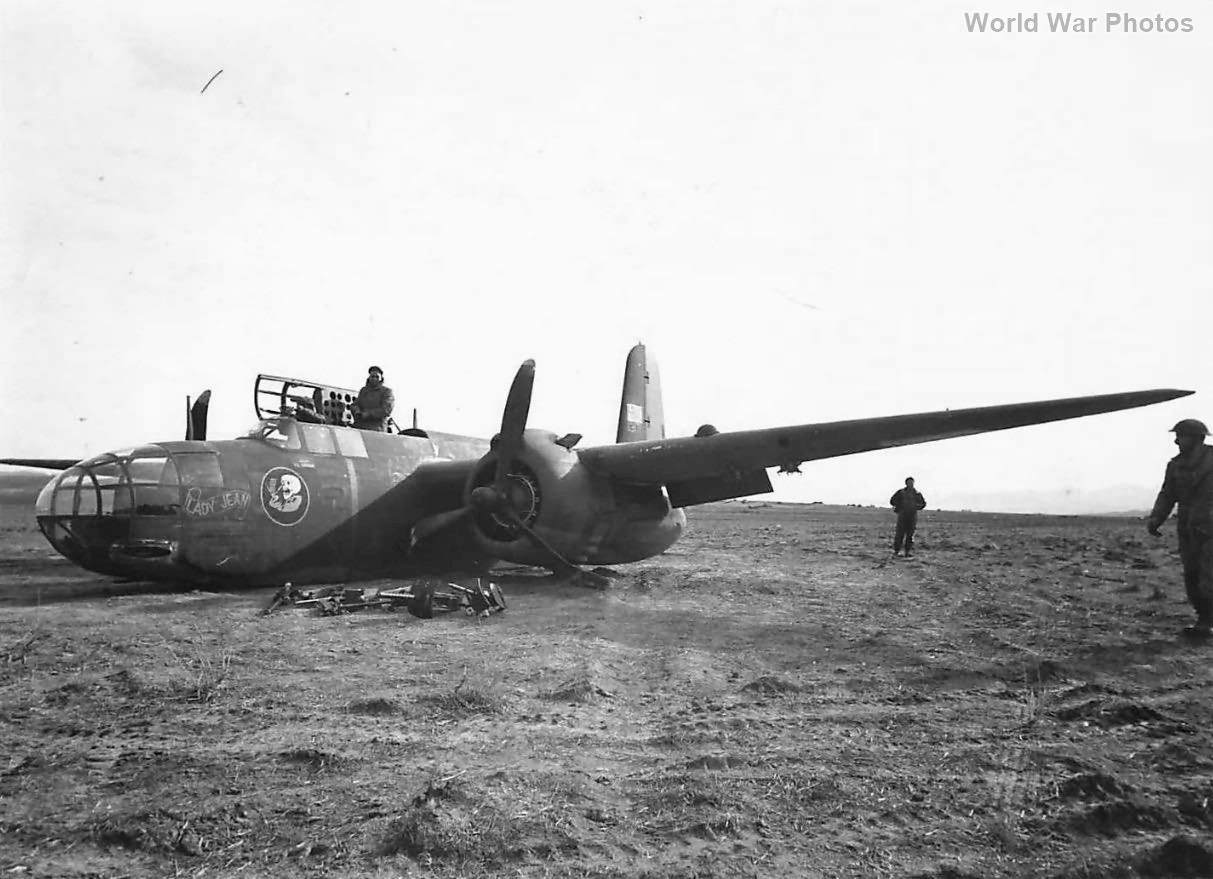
[1123,388,1195,402]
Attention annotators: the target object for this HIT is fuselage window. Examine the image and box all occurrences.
[123,455,181,515]
[127,456,176,485]
[299,424,337,455]
[175,453,224,487]
[244,418,302,450]
[130,486,180,515]
[334,428,369,459]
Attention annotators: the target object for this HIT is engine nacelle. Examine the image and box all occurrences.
[465,429,686,566]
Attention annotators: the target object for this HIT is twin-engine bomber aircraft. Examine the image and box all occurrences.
[1,345,1193,589]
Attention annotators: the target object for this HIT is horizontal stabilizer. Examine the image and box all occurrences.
[579,388,1194,490]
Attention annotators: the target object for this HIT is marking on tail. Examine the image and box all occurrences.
[616,343,665,443]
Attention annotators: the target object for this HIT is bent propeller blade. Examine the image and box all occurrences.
[494,359,535,486]
[190,390,212,443]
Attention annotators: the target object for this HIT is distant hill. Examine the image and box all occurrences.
[927,483,1158,517]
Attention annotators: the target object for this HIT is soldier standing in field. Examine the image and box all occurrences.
[1147,419,1213,637]
[890,476,927,557]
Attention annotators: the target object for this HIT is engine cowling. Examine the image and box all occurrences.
[464,429,685,566]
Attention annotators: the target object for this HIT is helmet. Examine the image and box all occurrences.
[1171,419,1209,437]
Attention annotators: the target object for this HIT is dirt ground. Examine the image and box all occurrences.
[3,497,1213,878]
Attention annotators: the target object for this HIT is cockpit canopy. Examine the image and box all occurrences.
[242,418,301,450]
[254,373,392,430]
[240,417,369,457]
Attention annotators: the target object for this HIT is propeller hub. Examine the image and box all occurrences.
[470,485,505,514]
[470,470,541,533]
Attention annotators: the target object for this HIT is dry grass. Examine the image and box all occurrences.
[160,628,234,702]
[1,502,1210,877]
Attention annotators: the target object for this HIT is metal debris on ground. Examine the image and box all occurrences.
[261,579,506,620]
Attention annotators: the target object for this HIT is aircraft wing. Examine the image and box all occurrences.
[0,458,79,471]
[576,388,1193,507]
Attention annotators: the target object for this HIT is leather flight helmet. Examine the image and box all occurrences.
[1171,419,1209,437]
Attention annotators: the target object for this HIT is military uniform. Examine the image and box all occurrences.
[353,382,395,432]
[1149,441,1213,629]
[890,486,927,556]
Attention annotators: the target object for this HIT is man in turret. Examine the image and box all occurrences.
[890,476,927,557]
[1147,419,1213,637]
[352,366,395,432]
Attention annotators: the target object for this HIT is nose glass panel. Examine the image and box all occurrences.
[36,467,81,516]
[35,447,183,570]
[37,448,181,523]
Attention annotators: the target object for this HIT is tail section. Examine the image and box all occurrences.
[616,343,665,442]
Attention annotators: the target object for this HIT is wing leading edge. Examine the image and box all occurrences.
[577,388,1194,505]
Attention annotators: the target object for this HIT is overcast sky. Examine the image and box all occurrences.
[1,1,1209,513]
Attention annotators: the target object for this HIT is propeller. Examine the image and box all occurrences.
[185,390,212,441]
[407,359,539,547]
[412,359,608,588]
[479,360,610,588]
[494,359,535,486]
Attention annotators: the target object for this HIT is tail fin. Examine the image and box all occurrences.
[616,343,665,442]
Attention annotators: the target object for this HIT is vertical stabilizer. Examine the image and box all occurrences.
[616,343,665,442]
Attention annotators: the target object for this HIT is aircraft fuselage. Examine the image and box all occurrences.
[32,417,686,587]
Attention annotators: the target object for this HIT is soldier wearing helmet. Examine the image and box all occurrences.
[1147,419,1213,636]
